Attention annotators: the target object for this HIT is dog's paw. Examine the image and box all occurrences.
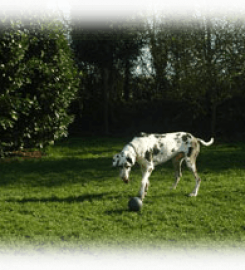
[188,192,197,197]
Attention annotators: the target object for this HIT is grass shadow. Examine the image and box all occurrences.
[5,192,112,204]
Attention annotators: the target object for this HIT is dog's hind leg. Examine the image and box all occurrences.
[171,153,184,190]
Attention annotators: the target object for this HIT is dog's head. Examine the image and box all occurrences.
[112,152,134,184]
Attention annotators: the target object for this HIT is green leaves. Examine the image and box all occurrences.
[10,111,18,121]
[0,16,80,155]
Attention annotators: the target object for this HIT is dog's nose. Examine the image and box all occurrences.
[122,177,129,184]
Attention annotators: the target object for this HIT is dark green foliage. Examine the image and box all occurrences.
[70,16,145,133]
[72,29,116,68]
[0,16,80,154]
[71,19,145,69]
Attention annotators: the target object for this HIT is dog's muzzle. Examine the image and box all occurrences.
[122,177,130,184]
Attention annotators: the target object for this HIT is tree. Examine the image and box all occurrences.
[148,9,245,136]
[0,15,80,155]
[148,15,187,97]
[70,13,145,134]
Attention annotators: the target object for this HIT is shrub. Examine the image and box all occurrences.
[0,16,80,155]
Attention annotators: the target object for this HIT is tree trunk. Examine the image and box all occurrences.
[211,103,217,138]
[124,59,130,101]
[102,67,109,135]
[108,70,117,126]
[205,16,215,137]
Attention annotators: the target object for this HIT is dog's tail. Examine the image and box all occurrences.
[197,137,214,146]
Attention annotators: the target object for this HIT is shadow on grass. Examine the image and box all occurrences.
[1,142,245,189]
[49,136,127,156]
[6,192,124,203]
[0,157,115,187]
[105,209,130,215]
[105,206,147,215]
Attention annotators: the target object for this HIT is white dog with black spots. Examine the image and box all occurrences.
[112,132,214,200]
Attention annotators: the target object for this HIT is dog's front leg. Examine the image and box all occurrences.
[138,165,153,200]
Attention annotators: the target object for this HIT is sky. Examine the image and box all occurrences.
[48,0,239,18]
[48,0,70,13]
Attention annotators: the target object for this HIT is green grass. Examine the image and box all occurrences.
[1,137,245,252]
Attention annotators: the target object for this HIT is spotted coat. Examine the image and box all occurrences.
[112,132,214,200]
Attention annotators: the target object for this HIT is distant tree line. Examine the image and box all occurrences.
[62,1,245,140]
[1,8,245,156]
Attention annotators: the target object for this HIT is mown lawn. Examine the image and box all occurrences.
[0,136,245,252]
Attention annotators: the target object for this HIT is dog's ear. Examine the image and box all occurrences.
[112,154,119,167]
[126,156,133,165]
[112,160,119,167]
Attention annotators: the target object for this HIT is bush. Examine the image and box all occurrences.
[0,16,80,155]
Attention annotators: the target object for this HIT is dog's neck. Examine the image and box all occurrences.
[128,142,137,155]
[122,143,137,165]
[128,143,137,165]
